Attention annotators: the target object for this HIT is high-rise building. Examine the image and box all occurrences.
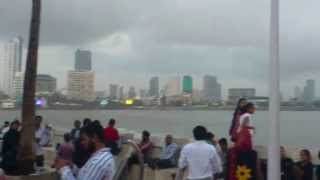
[140,89,148,98]
[228,88,256,102]
[149,77,159,97]
[294,86,302,101]
[36,74,57,93]
[67,71,95,101]
[128,86,137,99]
[165,77,181,96]
[303,80,316,103]
[119,86,124,100]
[109,84,118,100]
[202,75,222,101]
[75,49,92,71]
[13,72,24,98]
[183,75,193,93]
[0,37,23,96]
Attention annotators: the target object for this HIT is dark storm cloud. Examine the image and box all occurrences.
[1,0,320,95]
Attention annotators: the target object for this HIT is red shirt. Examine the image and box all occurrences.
[104,126,120,142]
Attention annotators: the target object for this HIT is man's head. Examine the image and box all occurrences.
[193,125,207,141]
[10,120,20,131]
[64,133,72,143]
[35,115,43,128]
[218,138,228,151]
[165,134,173,145]
[280,146,287,158]
[74,120,81,128]
[142,130,150,141]
[80,122,105,154]
[108,119,116,127]
[4,121,10,127]
[300,149,312,162]
[83,118,92,127]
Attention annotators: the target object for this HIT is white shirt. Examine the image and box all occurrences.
[179,140,222,179]
[238,113,253,134]
[35,128,45,156]
[1,127,9,135]
[59,148,115,180]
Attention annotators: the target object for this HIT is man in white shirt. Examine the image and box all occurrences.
[177,126,222,180]
[55,121,115,180]
[35,115,46,170]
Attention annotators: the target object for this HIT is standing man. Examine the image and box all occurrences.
[104,118,120,143]
[70,120,81,142]
[55,122,115,180]
[104,118,120,155]
[1,120,20,175]
[177,126,222,180]
[35,115,46,171]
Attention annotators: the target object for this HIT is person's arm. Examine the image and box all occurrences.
[210,148,223,176]
[59,166,77,180]
[115,129,120,141]
[242,117,254,130]
[166,144,178,159]
[140,142,152,153]
[176,147,187,180]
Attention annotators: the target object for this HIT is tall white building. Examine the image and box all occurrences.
[165,77,181,96]
[13,72,24,99]
[0,37,23,96]
[67,71,96,102]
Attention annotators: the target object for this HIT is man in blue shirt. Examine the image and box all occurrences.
[149,134,178,169]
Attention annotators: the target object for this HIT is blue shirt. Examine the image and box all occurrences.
[160,143,178,160]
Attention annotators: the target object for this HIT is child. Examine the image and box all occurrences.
[57,133,74,162]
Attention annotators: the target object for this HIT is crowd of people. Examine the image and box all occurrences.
[0,98,319,179]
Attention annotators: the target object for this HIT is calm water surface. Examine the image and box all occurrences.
[0,110,319,147]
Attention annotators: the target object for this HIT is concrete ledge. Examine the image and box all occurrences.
[6,172,59,180]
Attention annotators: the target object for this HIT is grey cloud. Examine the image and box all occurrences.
[1,0,320,96]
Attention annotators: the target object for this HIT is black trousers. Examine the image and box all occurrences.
[35,155,44,167]
[149,158,175,169]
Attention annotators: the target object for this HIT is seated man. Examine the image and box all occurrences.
[149,134,178,169]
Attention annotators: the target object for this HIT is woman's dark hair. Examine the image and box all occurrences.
[80,122,105,142]
[301,149,312,161]
[206,132,214,139]
[93,120,102,126]
[237,98,247,108]
[193,126,207,140]
[64,133,72,142]
[142,130,150,138]
[109,119,116,126]
[83,118,92,127]
[318,151,320,159]
[219,138,228,146]
[243,102,255,113]
[229,98,247,136]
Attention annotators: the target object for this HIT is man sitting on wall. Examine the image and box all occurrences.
[149,134,179,169]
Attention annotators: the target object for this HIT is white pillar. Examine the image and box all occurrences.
[268,0,281,179]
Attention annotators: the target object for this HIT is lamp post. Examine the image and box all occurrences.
[268,0,281,179]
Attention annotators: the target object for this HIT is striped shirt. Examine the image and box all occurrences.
[59,148,115,180]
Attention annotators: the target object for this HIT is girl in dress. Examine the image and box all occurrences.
[236,102,256,151]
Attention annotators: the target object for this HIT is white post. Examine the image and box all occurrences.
[268,0,280,179]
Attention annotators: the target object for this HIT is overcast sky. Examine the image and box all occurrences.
[0,0,320,98]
